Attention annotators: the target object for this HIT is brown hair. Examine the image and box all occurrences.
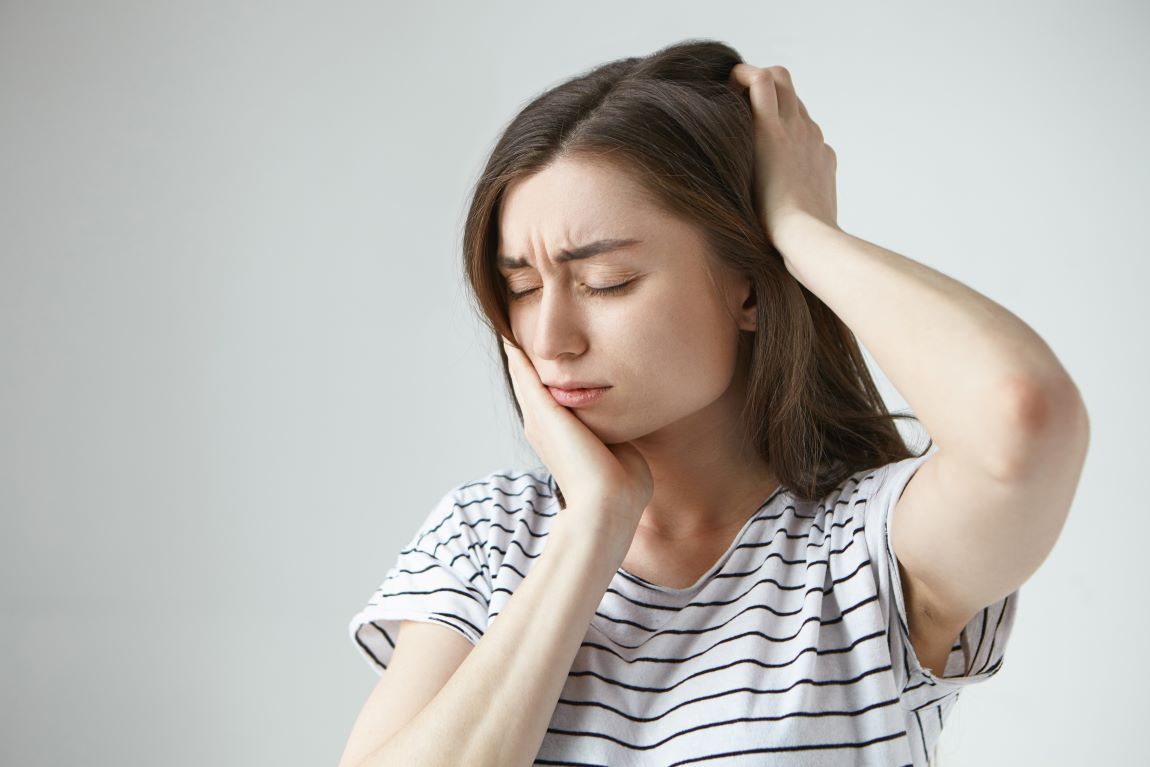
[461,38,932,503]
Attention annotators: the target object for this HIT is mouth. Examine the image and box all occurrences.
[547,386,610,407]
[544,381,612,390]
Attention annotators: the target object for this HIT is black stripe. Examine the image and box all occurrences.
[914,708,928,764]
[546,697,903,751]
[351,621,393,670]
[904,678,932,694]
[458,469,550,492]
[968,605,991,675]
[585,589,879,645]
[384,551,492,607]
[383,548,490,590]
[976,592,1011,675]
[912,691,957,712]
[571,621,886,672]
[665,729,908,765]
[556,663,897,721]
[593,554,874,619]
[566,629,888,691]
[608,507,857,595]
[376,582,489,611]
[425,612,482,641]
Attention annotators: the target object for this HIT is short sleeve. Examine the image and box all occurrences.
[863,446,1020,710]
[347,487,492,675]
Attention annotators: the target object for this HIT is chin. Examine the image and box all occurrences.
[585,412,669,447]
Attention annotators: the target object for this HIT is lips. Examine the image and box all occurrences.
[544,381,611,390]
[548,385,609,408]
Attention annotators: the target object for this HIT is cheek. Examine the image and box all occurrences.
[619,296,736,385]
[505,313,524,346]
[645,286,733,355]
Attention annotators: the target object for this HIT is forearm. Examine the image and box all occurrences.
[361,510,630,767]
[772,214,1078,476]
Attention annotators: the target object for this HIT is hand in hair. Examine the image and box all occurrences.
[729,63,840,245]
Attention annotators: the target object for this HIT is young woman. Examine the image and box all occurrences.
[340,39,1089,767]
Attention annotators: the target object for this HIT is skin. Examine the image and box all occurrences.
[498,156,780,547]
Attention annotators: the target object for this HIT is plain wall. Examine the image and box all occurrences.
[2,1,1146,764]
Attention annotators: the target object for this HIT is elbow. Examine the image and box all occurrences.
[986,373,1090,481]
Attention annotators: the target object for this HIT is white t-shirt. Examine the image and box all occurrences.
[348,447,1017,766]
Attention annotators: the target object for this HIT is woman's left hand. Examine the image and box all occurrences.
[729,63,840,246]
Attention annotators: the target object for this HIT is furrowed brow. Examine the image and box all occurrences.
[497,238,642,271]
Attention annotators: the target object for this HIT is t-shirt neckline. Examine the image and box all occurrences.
[613,481,791,596]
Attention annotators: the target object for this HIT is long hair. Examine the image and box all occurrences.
[461,38,931,503]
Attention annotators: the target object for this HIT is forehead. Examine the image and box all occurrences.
[497,157,666,258]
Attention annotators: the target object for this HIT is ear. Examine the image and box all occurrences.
[735,275,757,333]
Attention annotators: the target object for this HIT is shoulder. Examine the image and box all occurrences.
[805,461,886,527]
[432,466,560,539]
[447,466,557,514]
[398,466,559,568]
[794,452,936,552]
[453,466,555,499]
[822,451,937,514]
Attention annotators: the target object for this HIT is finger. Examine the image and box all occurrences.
[502,335,526,378]
[502,336,548,408]
[729,63,779,123]
[768,66,798,122]
[501,337,526,402]
[795,92,810,122]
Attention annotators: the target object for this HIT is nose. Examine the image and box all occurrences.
[529,282,588,362]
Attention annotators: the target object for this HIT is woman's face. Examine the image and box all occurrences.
[498,156,756,445]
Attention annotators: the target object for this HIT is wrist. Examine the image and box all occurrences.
[771,213,839,258]
[550,503,638,562]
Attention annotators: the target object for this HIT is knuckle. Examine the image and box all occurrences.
[748,69,774,87]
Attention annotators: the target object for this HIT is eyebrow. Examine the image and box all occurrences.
[496,238,643,271]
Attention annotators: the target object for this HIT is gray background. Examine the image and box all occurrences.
[2,1,1146,764]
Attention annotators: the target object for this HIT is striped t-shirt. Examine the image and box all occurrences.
[348,447,1018,766]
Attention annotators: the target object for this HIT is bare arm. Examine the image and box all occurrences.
[774,214,1089,619]
[772,214,1079,477]
[352,508,631,767]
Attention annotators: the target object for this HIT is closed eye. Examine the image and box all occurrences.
[507,280,634,301]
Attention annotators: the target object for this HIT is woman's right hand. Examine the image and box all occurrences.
[501,335,652,535]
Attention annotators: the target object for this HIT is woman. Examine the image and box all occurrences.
[340,39,1089,767]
